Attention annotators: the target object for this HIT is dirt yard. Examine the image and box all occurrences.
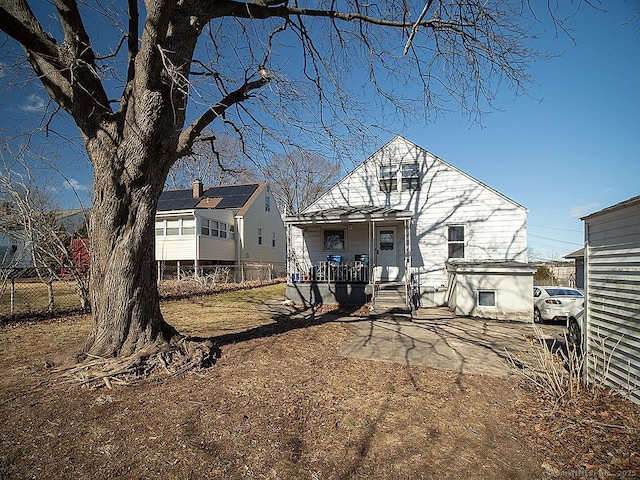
[1,284,638,479]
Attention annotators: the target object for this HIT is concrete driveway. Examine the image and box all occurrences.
[340,307,567,377]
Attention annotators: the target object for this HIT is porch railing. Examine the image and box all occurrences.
[292,260,369,283]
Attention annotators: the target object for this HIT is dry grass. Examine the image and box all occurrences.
[1,284,638,479]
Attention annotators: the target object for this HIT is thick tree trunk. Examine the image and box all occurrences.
[84,147,176,358]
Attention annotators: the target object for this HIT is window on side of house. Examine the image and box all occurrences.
[379,165,397,192]
[323,229,345,251]
[258,227,263,246]
[478,290,496,307]
[265,195,271,212]
[401,163,420,191]
[447,225,465,258]
[166,219,180,235]
[201,218,210,236]
[182,218,195,235]
[211,221,219,237]
[229,224,235,240]
[272,231,276,248]
[155,220,165,236]
[219,222,227,239]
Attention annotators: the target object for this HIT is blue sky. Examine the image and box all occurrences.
[392,2,640,260]
[1,1,638,261]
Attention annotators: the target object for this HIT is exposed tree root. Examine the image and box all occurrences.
[58,336,220,388]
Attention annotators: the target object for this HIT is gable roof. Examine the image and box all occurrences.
[303,135,526,213]
[157,183,263,213]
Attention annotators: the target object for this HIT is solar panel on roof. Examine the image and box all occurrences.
[157,183,259,211]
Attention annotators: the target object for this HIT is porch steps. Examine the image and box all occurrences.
[371,282,411,317]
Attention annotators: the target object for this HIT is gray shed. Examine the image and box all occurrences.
[582,195,640,404]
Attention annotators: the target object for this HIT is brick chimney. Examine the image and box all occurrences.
[192,179,203,198]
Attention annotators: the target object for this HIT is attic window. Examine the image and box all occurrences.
[401,163,420,191]
[379,165,397,192]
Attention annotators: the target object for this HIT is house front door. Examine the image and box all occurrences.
[375,227,400,282]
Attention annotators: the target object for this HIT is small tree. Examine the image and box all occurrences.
[0,148,91,311]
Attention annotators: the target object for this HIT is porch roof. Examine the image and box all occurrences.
[285,205,413,226]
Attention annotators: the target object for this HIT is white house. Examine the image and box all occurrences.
[285,136,535,320]
[581,195,640,405]
[155,181,286,280]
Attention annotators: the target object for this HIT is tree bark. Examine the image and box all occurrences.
[83,135,177,358]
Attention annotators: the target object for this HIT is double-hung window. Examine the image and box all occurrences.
[379,165,397,192]
[258,227,263,246]
[401,163,420,191]
[447,225,465,258]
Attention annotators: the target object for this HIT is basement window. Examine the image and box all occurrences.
[478,290,496,307]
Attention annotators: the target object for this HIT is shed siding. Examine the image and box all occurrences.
[585,198,640,404]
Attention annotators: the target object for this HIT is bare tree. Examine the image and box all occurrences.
[0,147,91,311]
[0,0,559,377]
[261,149,342,215]
[166,134,255,189]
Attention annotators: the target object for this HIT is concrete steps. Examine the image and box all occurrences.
[371,282,410,316]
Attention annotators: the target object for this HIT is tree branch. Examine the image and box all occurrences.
[176,70,271,158]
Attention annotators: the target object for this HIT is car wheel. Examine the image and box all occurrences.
[568,318,581,349]
[533,308,543,324]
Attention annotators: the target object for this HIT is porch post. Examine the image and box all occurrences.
[404,218,412,308]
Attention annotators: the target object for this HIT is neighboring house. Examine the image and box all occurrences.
[581,195,640,405]
[155,181,286,280]
[285,135,535,320]
[564,247,585,290]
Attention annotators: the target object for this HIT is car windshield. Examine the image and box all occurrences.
[545,288,583,297]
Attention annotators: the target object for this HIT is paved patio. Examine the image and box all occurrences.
[339,307,566,377]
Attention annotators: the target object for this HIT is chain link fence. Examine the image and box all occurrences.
[1,268,87,320]
[2,263,286,320]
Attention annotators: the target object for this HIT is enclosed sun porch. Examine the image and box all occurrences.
[285,206,415,309]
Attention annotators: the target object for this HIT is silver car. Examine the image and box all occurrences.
[533,286,584,323]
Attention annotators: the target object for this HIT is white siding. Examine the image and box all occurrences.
[239,185,286,266]
[584,197,640,404]
[304,136,527,290]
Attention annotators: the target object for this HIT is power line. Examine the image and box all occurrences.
[529,224,582,233]
[528,233,582,246]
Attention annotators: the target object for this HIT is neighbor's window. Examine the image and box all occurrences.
[229,225,235,240]
[272,231,276,248]
[448,225,465,258]
[478,290,496,307]
[379,165,397,192]
[201,218,211,236]
[219,222,227,239]
[258,227,263,245]
[155,220,165,236]
[182,218,195,235]
[166,219,180,235]
[323,229,345,251]
[401,163,420,191]
[265,195,271,212]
